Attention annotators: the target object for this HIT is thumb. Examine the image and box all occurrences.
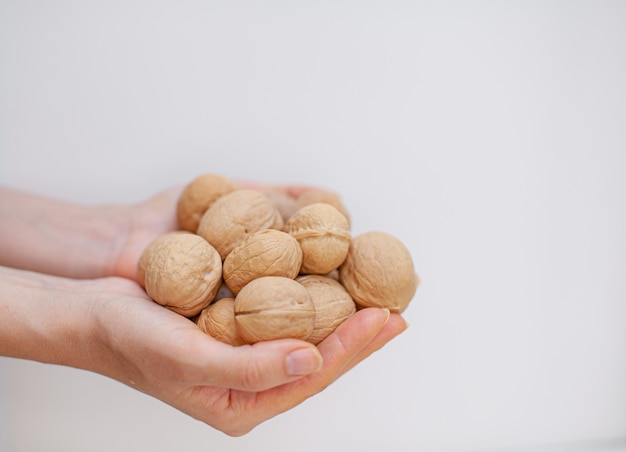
[196,339,324,392]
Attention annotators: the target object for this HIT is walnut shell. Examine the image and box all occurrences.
[339,231,419,313]
[296,188,351,226]
[137,231,188,288]
[196,189,284,260]
[176,173,238,232]
[284,203,351,275]
[142,231,222,317]
[223,229,303,295]
[297,275,356,345]
[196,298,246,346]
[234,276,315,343]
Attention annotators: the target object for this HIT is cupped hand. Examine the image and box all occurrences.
[88,277,407,436]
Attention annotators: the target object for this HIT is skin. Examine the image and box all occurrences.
[0,182,408,436]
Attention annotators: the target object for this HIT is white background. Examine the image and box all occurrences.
[1,1,625,451]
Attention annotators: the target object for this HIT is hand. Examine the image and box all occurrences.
[0,268,408,436]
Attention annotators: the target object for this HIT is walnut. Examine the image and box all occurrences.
[297,275,356,345]
[339,231,419,313]
[137,230,188,288]
[196,298,246,346]
[141,231,222,317]
[223,229,303,295]
[296,188,351,226]
[196,189,284,260]
[284,203,351,275]
[176,173,238,232]
[234,276,315,343]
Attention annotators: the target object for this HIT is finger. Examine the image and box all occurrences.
[243,308,391,420]
[334,312,408,376]
[190,336,324,392]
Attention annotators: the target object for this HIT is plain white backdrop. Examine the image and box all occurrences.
[1,1,625,451]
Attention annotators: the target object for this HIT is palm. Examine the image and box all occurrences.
[96,276,406,436]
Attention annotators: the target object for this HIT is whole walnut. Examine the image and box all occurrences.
[196,189,284,260]
[284,202,351,275]
[296,188,351,226]
[223,229,303,295]
[141,231,222,317]
[339,231,419,313]
[176,173,238,232]
[297,275,356,345]
[196,298,246,346]
[137,230,188,288]
[234,276,315,343]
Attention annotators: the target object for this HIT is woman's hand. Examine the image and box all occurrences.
[0,267,408,436]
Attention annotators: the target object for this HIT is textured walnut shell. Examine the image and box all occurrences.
[196,189,284,260]
[339,231,419,313]
[234,276,315,343]
[284,203,351,275]
[223,229,303,295]
[137,231,188,288]
[296,188,351,226]
[297,275,356,345]
[142,232,222,317]
[176,173,238,232]
[196,298,246,346]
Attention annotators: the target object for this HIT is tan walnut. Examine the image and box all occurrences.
[234,276,315,343]
[296,188,351,226]
[223,229,303,295]
[297,275,356,345]
[140,231,222,317]
[196,189,284,260]
[176,173,238,232]
[196,298,246,346]
[284,202,351,275]
[339,231,419,313]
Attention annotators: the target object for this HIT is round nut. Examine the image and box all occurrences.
[142,231,222,317]
[296,188,351,226]
[137,231,188,288]
[297,275,356,345]
[234,276,315,343]
[284,203,351,275]
[176,173,238,232]
[196,189,284,260]
[339,231,419,313]
[223,229,303,295]
[196,298,246,346]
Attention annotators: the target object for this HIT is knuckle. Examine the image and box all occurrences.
[240,358,265,389]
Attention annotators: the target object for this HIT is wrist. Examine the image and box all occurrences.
[0,188,132,279]
[0,267,98,369]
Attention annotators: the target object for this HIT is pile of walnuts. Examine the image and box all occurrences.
[138,173,419,346]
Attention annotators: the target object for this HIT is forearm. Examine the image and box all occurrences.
[0,187,129,279]
[0,266,97,367]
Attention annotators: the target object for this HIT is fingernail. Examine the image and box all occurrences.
[285,347,323,376]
